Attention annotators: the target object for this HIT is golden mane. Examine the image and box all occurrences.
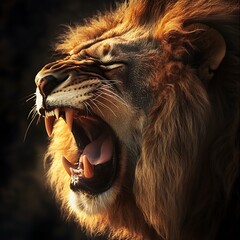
[38,0,240,239]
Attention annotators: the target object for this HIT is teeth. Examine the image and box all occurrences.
[82,155,94,178]
[62,156,72,176]
[54,108,60,119]
[44,107,75,134]
[65,108,74,132]
[45,110,55,117]
[62,155,94,180]
[71,168,84,175]
[44,115,56,137]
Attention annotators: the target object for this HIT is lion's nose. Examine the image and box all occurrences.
[38,75,68,97]
[38,75,58,97]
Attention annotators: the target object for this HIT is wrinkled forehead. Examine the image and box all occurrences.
[67,37,159,66]
[58,24,155,56]
[69,37,123,62]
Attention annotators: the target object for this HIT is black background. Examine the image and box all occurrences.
[0,1,122,239]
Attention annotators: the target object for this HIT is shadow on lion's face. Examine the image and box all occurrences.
[34,1,239,239]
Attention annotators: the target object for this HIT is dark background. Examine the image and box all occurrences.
[0,1,122,239]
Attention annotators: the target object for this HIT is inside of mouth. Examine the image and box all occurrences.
[43,107,118,194]
[63,112,117,194]
[72,116,114,166]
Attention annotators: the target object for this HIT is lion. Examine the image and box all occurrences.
[34,0,239,239]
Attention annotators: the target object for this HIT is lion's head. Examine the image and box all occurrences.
[34,0,239,239]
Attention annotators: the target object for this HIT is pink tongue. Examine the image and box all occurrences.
[82,133,113,165]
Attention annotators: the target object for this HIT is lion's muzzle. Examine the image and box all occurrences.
[34,58,121,195]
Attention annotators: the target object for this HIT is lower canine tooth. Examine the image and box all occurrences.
[82,155,94,178]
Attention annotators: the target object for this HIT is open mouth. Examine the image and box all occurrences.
[43,108,118,195]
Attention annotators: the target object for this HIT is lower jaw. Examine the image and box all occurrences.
[69,182,120,215]
[68,137,119,195]
[48,120,122,209]
[69,158,117,195]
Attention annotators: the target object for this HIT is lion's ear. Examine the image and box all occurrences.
[189,24,226,82]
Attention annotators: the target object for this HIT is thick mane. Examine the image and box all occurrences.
[44,0,239,239]
[56,0,239,56]
[132,1,239,240]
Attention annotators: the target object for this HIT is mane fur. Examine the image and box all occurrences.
[46,0,239,239]
[134,1,239,239]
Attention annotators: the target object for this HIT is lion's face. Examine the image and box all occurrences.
[34,1,239,239]
[35,34,158,214]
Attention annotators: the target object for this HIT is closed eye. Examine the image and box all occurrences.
[100,63,124,71]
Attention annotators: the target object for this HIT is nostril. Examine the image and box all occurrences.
[38,75,67,97]
[39,75,59,97]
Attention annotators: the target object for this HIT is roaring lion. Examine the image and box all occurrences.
[34,0,239,239]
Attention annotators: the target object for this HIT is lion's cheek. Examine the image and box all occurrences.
[105,109,146,147]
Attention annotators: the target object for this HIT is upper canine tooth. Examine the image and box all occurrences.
[44,115,56,137]
[62,156,73,176]
[65,108,74,131]
[54,108,60,119]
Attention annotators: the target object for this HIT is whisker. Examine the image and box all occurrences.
[102,80,124,94]
[83,102,90,116]
[25,94,36,102]
[101,79,122,87]
[96,94,120,110]
[92,91,104,101]
[93,98,117,117]
[27,106,37,119]
[83,101,94,117]
[99,87,129,108]
[36,114,41,125]
[99,84,123,98]
[88,99,105,118]
[98,90,122,105]
[24,110,38,141]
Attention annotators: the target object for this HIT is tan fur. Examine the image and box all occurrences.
[40,0,239,239]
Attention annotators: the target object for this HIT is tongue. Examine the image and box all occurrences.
[83,132,113,165]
